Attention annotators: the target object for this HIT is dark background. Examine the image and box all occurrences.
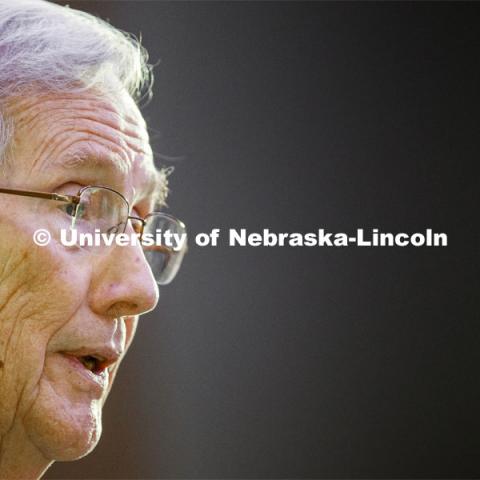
[48,2,479,479]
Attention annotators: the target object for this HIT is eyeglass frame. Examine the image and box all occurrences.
[0,184,187,280]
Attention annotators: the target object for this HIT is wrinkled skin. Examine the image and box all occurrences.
[0,89,160,478]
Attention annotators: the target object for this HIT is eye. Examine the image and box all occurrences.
[54,182,83,217]
[107,225,120,234]
[62,202,78,217]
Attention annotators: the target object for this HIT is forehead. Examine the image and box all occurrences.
[7,89,163,205]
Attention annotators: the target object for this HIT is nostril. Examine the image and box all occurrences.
[106,302,139,318]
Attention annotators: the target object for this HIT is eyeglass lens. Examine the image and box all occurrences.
[70,186,186,284]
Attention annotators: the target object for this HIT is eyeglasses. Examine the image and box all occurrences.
[0,185,187,285]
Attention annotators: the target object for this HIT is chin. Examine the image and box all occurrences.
[23,378,104,461]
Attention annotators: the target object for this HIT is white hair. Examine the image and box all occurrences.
[0,0,153,159]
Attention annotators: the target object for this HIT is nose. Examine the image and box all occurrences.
[88,243,159,318]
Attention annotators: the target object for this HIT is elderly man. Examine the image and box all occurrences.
[0,0,186,477]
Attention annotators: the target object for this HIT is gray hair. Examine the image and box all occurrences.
[0,0,153,159]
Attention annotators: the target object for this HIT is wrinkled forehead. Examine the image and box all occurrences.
[5,88,164,207]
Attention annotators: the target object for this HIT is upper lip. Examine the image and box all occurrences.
[60,346,123,371]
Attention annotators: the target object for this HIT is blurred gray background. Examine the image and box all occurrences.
[48,2,479,478]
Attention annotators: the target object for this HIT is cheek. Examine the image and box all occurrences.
[0,214,91,434]
[23,367,103,461]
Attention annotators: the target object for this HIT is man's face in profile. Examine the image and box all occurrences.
[0,88,160,461]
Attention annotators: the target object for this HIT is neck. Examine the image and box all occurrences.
[0,423,52,480]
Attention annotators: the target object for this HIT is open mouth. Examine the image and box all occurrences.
[57,348,120,393]
[79,355,105,375]
[59,347,121,381]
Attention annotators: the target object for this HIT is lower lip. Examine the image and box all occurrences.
[60,354,109,394]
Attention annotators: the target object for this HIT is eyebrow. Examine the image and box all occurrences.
[56,150,130,176]
[54,151,167,208]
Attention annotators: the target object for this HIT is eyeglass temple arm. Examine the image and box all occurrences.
[0,187,80,204]
[143,244,172,256]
